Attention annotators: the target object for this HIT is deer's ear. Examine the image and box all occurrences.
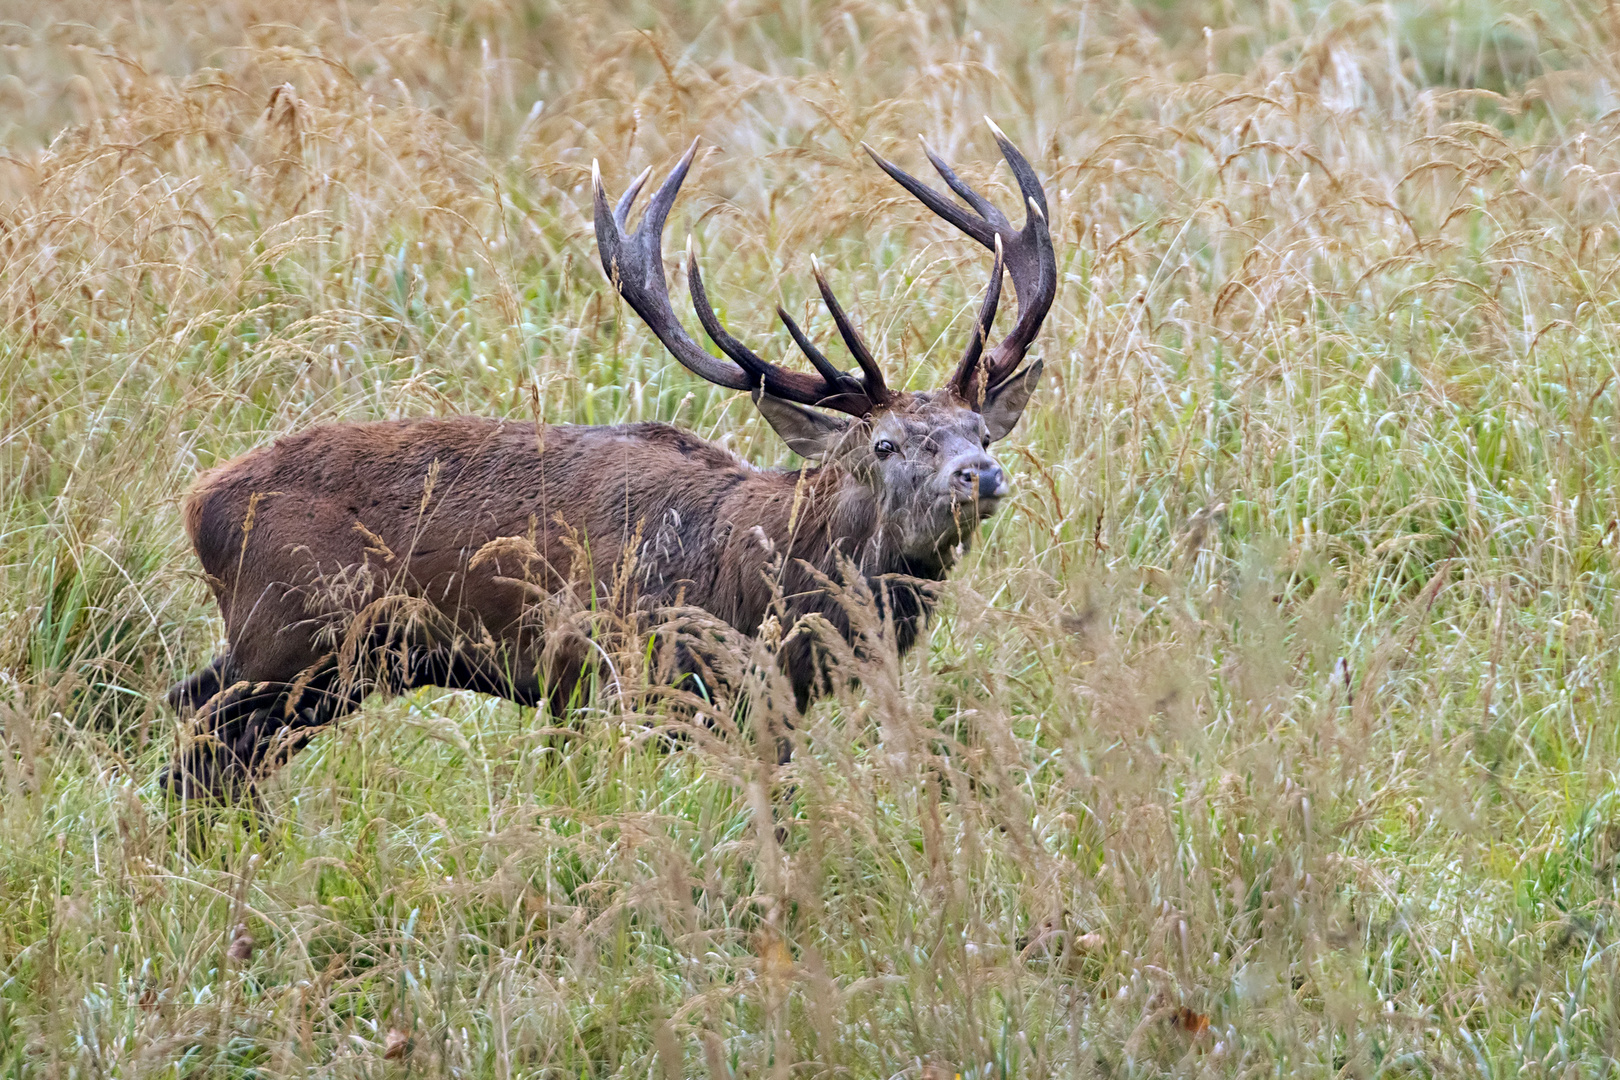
[981,358,1043,442]
[753,390,853,458]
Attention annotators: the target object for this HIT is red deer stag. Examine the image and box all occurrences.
[162,123,1055,797]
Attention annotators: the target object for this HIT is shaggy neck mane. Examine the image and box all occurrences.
[779,463,952,577]
[751,461,953,659]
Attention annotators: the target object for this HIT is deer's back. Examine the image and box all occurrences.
[184,415,759,679]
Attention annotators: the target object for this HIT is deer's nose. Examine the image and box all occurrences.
[948,454,1010,500]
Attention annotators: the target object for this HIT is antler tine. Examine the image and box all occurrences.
[862,141,996,249]
[862,121,1056,400]
[951,233,1004,405]
[985,117,1050,221]
[612,164,653,225]
[811,258,891,405]
[919,136,1005,230]
[775,305,864,392]
[685,242,857,410]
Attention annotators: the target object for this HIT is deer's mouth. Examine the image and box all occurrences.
[944,492,1004,526]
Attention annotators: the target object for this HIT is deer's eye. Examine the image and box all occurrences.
[873,439,898,457]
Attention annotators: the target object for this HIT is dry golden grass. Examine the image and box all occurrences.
[5,0,1620,1075]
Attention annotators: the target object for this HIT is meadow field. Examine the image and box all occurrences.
[4,0,1620,1074]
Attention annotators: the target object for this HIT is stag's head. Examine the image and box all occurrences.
[593,122,1055,566]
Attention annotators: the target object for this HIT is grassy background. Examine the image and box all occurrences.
[4,0,1620,1075]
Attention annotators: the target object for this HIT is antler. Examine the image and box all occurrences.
[862,119,1054,406]
[593,139,890,417]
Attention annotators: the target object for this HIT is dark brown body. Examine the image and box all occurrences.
[166,414,944,793]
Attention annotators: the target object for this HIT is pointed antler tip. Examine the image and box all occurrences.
[984,116,1008,140]
[1027,194,1046,223]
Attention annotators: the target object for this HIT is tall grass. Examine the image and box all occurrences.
[4,0,1620,1074]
